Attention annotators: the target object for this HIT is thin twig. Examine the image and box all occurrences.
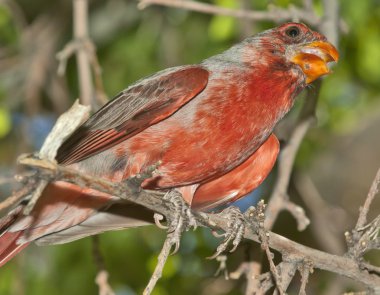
[143,231,177,295]
[86,42,109,106]
[346,169,380,261]
[298,260,313,295]
[92,236,106,271]
[138,0,320,25]
[282,200,310,231]
[73,0,93,106]
[346,214,380,261]
[56,41,79,76]
[263,244,283,295]
[355,168,380,230]
[361,262,380,275]
[277,261,297,292]
[237,0,254,38]
[254,261,297,294]
[319,0,340,46]
[92,236,115,295]
[265,117,315,230]
[56,1,108,107]
[95,271,115,295]
[214,255,229,280]
[0,182,34,213]
[257,202,284,295]
[229,243,264,293]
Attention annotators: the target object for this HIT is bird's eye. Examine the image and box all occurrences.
[285,26,300,38]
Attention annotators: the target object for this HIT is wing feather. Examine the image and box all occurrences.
[56,66,209,164]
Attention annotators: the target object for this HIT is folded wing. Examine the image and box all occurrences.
[56,66,209,165]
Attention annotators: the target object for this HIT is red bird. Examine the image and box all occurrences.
[0,23,338,266]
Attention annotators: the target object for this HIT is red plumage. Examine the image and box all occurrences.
[0,22,338,266]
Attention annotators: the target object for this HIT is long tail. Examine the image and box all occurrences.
[0,205,30,267]
[0,181,153,268]
[0,232,29,267]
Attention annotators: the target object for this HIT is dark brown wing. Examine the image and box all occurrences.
[56,66,209,165]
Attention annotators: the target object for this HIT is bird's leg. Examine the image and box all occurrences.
[208,206,246,259]
[154,190,197,254]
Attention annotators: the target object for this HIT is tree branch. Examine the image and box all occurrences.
[265,117,314,230]
[92,236,115,295]
[138,0,320,25]
[13,154,380,290]
[143,231,179,295]
[355,168,380,230]
[346,168,380,262]
[296,259,313,295]
[73,0,93,106]
[0,180,34,213]
[56,0,108,107]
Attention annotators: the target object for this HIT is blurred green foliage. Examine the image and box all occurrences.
[0,107,11,138]
[208,0,238,41]
[0,6,17,45]
[0,0,379,294]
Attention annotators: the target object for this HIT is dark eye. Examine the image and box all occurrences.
[285,26,300,38]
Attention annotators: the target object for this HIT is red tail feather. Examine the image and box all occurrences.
[0,205,29,267]
[0,181,116,267]
[0,231,29,267]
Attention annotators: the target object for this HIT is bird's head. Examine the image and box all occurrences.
[243,22,339,84]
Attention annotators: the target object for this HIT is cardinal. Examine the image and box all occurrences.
[0,22,338,267]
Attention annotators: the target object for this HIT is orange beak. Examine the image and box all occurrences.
[290,41,339,84]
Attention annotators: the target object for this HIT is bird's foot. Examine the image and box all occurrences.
[208,206,246,259]
[153,190,197,254]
